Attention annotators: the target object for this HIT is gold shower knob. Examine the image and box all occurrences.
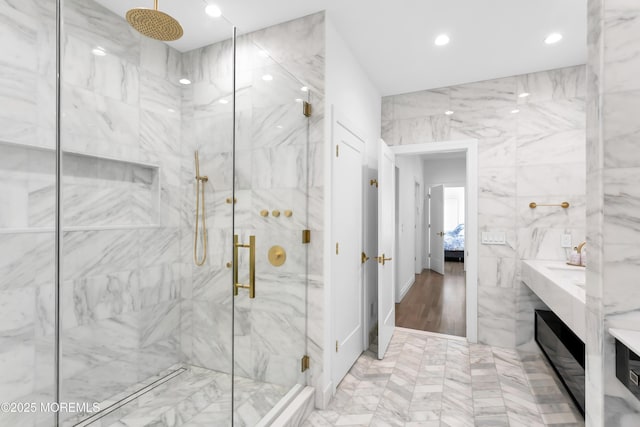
[272,210,281,217]
[260,210,269,217]
[284,210,293,217]
[268,246,286,267]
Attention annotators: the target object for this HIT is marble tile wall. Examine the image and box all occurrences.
[586,0,640,425]
[57,0,185,421]
[0,1,57,426]
[0,0,186,425]
[382,65,586,349]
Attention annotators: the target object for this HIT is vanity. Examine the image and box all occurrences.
[521,260,586,414]
[521,260,586,341]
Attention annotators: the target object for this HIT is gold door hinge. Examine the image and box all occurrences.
[370,179,378,188]
[336,340,339,352]
[336,144,339,157]
[301,355,310,372]
[303,101,312,117]
[302,230,311,244]
[336,242,339,255]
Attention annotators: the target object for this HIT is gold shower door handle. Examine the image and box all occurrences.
[234,235,256,298]
[438,231,445,237]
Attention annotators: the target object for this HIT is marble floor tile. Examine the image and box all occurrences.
[303,328,584,427]
[58,364,290,427]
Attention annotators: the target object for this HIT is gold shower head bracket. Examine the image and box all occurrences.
[126,0,184,42]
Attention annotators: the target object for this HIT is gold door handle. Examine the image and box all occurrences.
[361,252,370,264]
[375,253,392,266]
[234,235,256,298]
[438,231,445,237]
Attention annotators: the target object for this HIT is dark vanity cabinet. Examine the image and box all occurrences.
[535,310,585,415]
[615,339,640,400]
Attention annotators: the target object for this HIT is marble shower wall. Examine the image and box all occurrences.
[0,1,57,426]
[179,12,325,391]
[382,65,586,349]
[0,0,188,423]
[585,0,640,425]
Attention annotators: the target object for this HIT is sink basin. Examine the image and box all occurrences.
[546,265,585,286]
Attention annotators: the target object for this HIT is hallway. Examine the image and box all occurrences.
[395,262,466,337]
[303,328,583,426]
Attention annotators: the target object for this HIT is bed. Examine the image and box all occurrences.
[444,223,465,262]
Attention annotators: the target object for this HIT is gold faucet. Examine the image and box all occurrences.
[576,241,586,253]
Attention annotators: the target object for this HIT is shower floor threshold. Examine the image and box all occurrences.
[64,365,291,427]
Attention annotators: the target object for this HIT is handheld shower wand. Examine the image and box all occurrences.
[194,151,208,266]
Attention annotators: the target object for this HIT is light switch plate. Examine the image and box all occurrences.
[561,234,572,248]
[481,231,506,245]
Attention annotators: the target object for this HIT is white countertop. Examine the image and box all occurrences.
[521,260,586,341]
[610,328,640,357]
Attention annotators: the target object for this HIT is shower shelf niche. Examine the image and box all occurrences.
[0,140,161,233]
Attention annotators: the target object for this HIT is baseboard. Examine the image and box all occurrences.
[398,277,415,301]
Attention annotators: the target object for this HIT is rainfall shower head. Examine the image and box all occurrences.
[126,0,183,42]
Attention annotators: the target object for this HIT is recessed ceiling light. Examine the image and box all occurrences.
[205,4,222,18]
[179,78,191,85]
[434,34,450,46]
[544,33,563,44]
[518,92,530,98]
[219,99,229,105]
[262,74,273,81]
[511,109,520,114]
[445,110,454,115]
[300,86,309,92]
[92,47,106,56]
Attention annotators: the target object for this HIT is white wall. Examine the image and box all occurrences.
[323,12,381,407]
[423,157,466,188]
[395,156,424,302]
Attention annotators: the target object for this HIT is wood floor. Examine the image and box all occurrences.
[395,262,466,337]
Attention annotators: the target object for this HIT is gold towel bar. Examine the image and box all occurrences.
[529,201,570,209]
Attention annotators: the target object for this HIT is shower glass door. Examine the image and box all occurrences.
[59,0,236,425]
[231,39,310,425]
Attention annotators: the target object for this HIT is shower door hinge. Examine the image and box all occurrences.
[301,355,310,372]
[302,230,311,244]
[336,340,339,352]
[336,242,339,255]
[303,101,312,117]
[336,144,339,157]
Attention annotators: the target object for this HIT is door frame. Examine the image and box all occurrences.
[391,139,478,343]
[414,181,422,274]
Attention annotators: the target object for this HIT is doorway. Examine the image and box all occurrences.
[385,140,478,342]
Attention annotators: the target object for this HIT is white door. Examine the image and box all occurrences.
[332,121,364,386]
[377,139,396,359]
[429,185,445,275]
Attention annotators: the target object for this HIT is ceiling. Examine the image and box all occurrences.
[95,0,587,96]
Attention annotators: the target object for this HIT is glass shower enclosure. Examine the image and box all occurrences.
[0,0,311,426]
